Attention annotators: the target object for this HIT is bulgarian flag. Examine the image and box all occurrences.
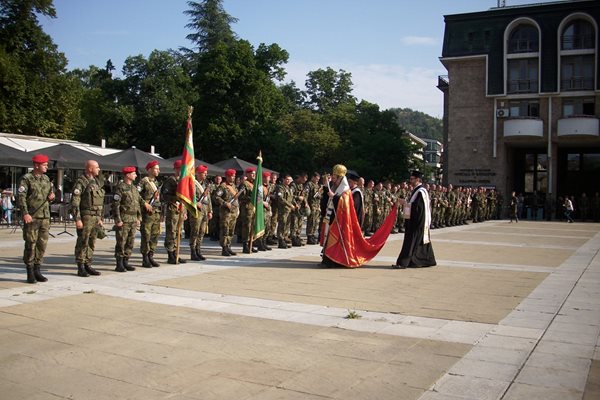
[251,151,265,240]
[176,106,197,217]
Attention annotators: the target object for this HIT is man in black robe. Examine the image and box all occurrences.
[394,170,436,269]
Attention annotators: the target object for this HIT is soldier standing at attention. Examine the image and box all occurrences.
[72,160,104,277]
[138,160,161,268]
[238,167,258,254]
[258,171,273,251]
[214,169,240,256]
[305,172,322,245]
[277,174,295,249]
[267,172,279,245]
[208,175,222,240]
[17,154,55,284]
[161,159,186,264]
[112,166,142,272]
[189,165,212,261]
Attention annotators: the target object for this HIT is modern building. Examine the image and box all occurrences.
[439,0,600,203]
[423,138,443,183]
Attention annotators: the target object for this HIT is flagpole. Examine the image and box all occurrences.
[174,106,194,264]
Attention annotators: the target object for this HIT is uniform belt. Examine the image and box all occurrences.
[81,211,101,216]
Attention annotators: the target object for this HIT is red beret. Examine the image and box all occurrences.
[32,154,49,164]
[196,165,208,173]
[262,171,271,178]
[122,166,136,174]
[146,160,159,170]
[225,169,236,177]
[173,159,183,169]
[245,167,256,173]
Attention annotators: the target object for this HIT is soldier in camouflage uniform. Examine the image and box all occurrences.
[306,172,322,244]
[18,154,55,284]
[71,160,104,277]
[111,166,142,272]
[161,159,186,264]
[363,180,374,236]
[257,171,273,251]
[267,172,279,245]
[290,173,308,247]
[208,175,222,240]
[138,160,162,268]
[189,165,213,261]
[214,169,240,256]
[277,174,295,249]
[372,182,383,231]
[238,167,258,254]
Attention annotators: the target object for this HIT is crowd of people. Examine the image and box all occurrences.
[14,153,599,284]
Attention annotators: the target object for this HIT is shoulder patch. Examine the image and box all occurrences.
[18,186,26,193]
[73,189,81,195]
[113,194,121,201]
[137,185,142,192]
[216,189,223,196]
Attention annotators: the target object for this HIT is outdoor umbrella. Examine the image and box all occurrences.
[0,143,32,167]
[101,147,165,172]
[165,156,227,177]
[214,156,277,174]
[31,143,100,170]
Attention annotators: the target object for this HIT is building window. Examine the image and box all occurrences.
[562,98,595,117]
[561,55,594,91]
[562,20,595,50]
[508,100,540,117]
[508,58,538,93]
[508,24,539,53]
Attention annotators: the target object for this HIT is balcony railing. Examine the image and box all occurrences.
[562,77,594,91]
[504,118,543,138]
[508,79,538,93]
[557,116,599,136]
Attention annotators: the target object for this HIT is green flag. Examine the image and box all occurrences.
[252,152,265,240]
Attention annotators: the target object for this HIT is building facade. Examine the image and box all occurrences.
[423,138,443,183]
[439,0,600,208]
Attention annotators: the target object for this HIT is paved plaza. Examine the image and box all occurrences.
[0,220,599,399]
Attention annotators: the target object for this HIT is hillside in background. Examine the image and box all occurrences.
[391,108,443,142]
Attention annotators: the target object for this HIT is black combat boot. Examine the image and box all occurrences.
[142,253,152,268]
[77,262,89,277]
[167,251,177,264]
[148,251,160,267]
[256,239,267,251]
[190,247,200,261]
[278,239,288,249]
[26,265,36,284]
[227,246,237,256]
[176,250,187,264]
[84,263,101,276]
[221,246,231,256]
[243,242,251,254]
[291,237,302,247]
[262,238,272,250]
[195,246,206,261]
[123,258,135,271]
[33,264,48,282]
[115,257,126,272]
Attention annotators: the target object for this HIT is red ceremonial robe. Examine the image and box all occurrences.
[323,189,397,268]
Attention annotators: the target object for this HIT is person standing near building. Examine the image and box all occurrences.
[112,166,142,272]
[214,169,240,256]
[138,160,161,268]
[393,170,436,269]
[161,159,187,264]
[509,191,519,223]
[2,189,15,225]
[17,154,55,283]
[72,160,104,277]
[564,196,574,223]
[189,165,212,261]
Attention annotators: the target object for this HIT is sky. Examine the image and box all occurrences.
[41,0,556,118]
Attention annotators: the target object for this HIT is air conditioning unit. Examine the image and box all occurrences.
[496,108,509,118]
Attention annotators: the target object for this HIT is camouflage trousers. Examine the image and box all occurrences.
[362,211,372,233]
[239,206,255,242]
[115,221,137,258]
[219,207,239,248]
[22,218,50,266]
[189,211,209,249]
[164,206,183,252]
[269,207,279,237]
[263,209,272,238]
[140,211,161,254]
[277,209,291,240]
[75,215,101,264]
[290,210,302,241]
[306,206,320,238]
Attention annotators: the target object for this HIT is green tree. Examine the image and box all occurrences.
[121,50,197,156]
[0,0,81,137]
[182,0,238,54]
[390,107,442,141]
[304,67,356,112]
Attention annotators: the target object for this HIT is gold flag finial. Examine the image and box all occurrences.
[187,106,193,118]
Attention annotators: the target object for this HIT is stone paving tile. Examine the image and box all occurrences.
[503,383,583,400]
[584,359,600,400]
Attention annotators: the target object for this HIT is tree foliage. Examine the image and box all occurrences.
[390,107,442,142]
[182,0,237,54]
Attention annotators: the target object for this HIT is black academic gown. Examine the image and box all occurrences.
[396,186,436,268]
